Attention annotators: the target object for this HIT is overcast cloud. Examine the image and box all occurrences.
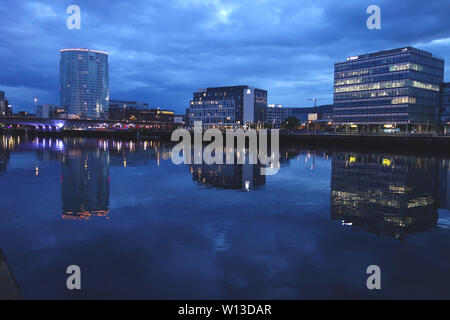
[0,0,449,113]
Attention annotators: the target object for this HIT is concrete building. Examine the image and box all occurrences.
[188,86,267,128]
[333,47,444,132]
[60,49,109,119]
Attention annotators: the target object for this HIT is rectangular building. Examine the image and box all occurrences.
[439,82,450,133]
[188,86,267,127]
[333,47,444,132]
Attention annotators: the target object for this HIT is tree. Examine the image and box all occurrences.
[282,116,299,130]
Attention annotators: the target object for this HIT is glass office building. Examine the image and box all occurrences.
[333,47,444,132]
[188,86,267,128]
[440,83,450,133]
[60,49,109,119]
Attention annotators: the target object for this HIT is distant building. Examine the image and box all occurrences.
[109,99,148,120]
[439,82,450,133]
[15,111,31,118]
[188,86,267,127]
[289,105,333,123]
[174,115,184,124]
[0,91,11,117]
[266,104,290,128]
[333,47,444,132]
[35,104,65,118]
[60,49,109,119]
[109,99,174,122]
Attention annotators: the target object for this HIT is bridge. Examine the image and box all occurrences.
[0,117,182,132]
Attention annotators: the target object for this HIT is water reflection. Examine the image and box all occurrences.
[1,134,450,299]
[330,152,448,237]
[189,163,266,191]
[61,147,110,220]
[0,134,449,235]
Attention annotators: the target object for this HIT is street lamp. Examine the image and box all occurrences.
[306,97,320,134]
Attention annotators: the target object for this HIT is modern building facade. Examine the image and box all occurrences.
[60,49,109,119]
[439,82,450,133]
[0,91,11,117]
[188,86,267,127]
[333,47,444,132]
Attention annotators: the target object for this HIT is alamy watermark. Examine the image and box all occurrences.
[366,265,381,290]
[66,5,81,30]
[366,5,381,30]
[171,121,280,176]
[66,265,81,290]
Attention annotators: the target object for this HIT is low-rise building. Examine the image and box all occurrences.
[35,104,65,118]
[266,104,290,128]
[289,105,333,123]
[109,99,174,122]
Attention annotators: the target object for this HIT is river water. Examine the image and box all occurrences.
[0,134,449,299]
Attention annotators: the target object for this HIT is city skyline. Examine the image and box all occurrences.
[0,0,449,114]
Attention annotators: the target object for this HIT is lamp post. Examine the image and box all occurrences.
[306,98,320,134]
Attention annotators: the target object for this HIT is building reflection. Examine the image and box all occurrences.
[330,152,447,237]
[0,143,9,172]
[61,146,110,220]
[190,163,266,191]
[59,138,168,219]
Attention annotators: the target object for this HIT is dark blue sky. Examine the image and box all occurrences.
[1,0,449,114]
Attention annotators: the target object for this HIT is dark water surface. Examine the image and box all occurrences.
[0,134,449,299]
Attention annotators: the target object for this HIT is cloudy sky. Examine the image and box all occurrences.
[1,0,449,114]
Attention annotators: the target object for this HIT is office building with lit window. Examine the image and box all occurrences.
[188,86,267,127]
[439,83,450,133]
[60,49,109,119]
[333,47,444,132]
